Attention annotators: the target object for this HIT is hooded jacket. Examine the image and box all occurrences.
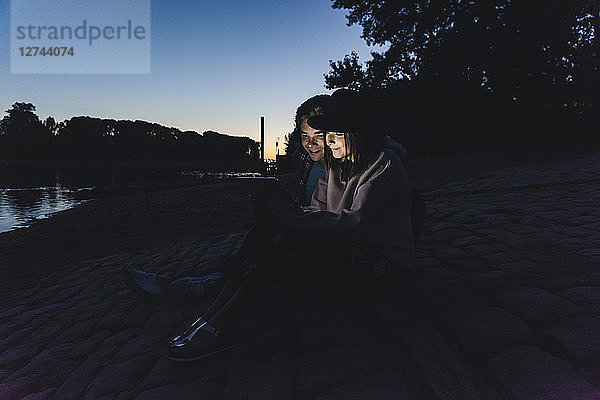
[275,147,414,266]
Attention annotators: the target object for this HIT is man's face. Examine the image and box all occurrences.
[326,132,348,159]
[300,118,325,162]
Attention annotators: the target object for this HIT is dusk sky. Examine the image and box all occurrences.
[0,0,374,159]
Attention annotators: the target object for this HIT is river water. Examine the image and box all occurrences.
[0,165,261,234]
[0,185,84,233]
[0,166,94,233]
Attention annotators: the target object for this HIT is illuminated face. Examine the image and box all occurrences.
[326,132,348,159]
[300,118,325,162]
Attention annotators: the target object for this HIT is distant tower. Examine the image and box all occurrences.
[260,116,265,162]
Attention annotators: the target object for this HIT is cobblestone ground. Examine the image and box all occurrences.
[1,153,599,399]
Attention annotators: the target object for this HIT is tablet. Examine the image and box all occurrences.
[237,176,303,214]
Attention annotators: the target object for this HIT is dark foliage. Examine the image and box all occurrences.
[0,104,260,167]
[326,0,600,155]
[0,103,51,160]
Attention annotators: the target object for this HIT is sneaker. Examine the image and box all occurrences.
[166,319,239,362]
[168,315,209,344]
[168,272,225,300]
[123,264,171,299]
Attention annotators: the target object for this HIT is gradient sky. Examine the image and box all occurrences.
[0,0,374,159]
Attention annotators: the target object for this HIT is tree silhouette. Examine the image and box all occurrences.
[282,132,292,155]
[0,102,51,160]
[326,1,599,96]
[43,116,57,135]
[1,103,42,137]
[0,103,261,166]
[325,1,600,154]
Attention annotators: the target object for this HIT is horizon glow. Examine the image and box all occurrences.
[0,0,375,159]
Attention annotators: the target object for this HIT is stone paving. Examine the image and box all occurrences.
[1,153,600,399]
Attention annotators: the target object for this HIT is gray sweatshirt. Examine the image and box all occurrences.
[274,148,414,266]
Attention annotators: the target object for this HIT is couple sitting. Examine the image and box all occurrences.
[124,88,415,362]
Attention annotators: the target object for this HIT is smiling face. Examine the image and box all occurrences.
[326,132,348,159]
[300,118,325,163]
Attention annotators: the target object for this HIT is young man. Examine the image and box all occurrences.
[291,94,329,205]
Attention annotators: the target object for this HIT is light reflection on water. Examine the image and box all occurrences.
[0,167,261,234]
[180,171,261,178]
[0,185,84,233]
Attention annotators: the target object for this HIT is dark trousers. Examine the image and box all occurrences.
[222,218,383,300]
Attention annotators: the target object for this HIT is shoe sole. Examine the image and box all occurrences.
[165,341,240,362]
[168,315,209,344]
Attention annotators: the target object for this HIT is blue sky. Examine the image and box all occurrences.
[0,0,373,159]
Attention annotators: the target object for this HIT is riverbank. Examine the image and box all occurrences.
[0,162,262,234]
[1,150,600,399]
[0,151,587,317]
[0,148,589,280]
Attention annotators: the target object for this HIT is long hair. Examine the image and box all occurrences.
[325,132,384,180]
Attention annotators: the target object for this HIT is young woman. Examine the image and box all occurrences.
[166,88,414,362]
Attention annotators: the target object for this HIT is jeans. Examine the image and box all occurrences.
[222,217,397,299]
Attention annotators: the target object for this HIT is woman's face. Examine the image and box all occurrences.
[300,118,325,162]
[326,132,348,159]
